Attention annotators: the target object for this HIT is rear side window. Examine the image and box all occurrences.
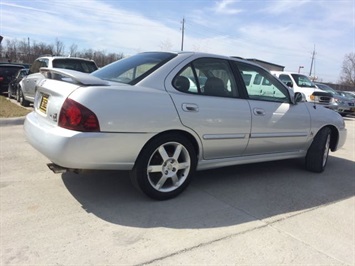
[92,52,176,84]
[173,58,239,98]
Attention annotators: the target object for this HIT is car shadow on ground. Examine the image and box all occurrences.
[61,155,355,229]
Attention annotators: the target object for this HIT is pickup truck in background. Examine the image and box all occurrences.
[271,71,337,111]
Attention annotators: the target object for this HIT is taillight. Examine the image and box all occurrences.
[59,98,100,132]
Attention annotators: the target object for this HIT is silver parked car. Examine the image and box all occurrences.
[19,56,98,106]
[315,83,355,116]
[24,52,347,200]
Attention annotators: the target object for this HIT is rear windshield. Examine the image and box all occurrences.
[92,52,176,84]
[0,66,24,81]
[53,59,98,73]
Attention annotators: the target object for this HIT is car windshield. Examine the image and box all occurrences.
[291,74,316,88]
[316,83,337,95]
[92,52,176,84]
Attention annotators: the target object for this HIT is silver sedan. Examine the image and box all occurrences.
[24,51,347,200]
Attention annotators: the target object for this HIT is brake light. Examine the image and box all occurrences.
[0,76,3,82]
[59,98,100,132]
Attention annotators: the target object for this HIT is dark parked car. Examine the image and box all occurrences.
[8,68,29,101]
[0,63,25,94]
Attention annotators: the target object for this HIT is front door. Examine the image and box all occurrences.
[234,62,311,155]
[167,57,252,160]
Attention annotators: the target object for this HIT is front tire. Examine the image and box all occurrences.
[131,134,197,200]
[305,127,331,173]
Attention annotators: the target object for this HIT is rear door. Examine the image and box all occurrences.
[167,57,252,160]
[234,62,311,155]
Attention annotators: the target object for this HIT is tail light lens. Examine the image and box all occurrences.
[59,98,100,132]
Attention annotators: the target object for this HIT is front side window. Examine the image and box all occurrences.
[173,58,239,98]
[278,74,293,87]
[92,52,176,84]
[235,62,289,102]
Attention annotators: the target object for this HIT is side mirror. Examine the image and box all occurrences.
[294,92,305,103]
[286,81,293,88]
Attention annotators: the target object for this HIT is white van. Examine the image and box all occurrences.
[271,71,337,110]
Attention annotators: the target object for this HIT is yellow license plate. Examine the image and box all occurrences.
[39,95,49,113]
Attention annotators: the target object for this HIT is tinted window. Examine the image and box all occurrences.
[92,52,176,84]
[234,62,289,102]
[0,66,24,87]
[173,58,239,98]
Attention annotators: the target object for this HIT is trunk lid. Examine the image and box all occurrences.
[34,68,109,125]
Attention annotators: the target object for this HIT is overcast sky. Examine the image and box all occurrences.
[1,0,354,83]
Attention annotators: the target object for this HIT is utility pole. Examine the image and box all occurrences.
[28,37,30,63]
[181,17,185,51]
[309,45,316,77]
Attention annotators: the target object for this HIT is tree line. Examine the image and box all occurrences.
[0,38,124,67]
[1,37,355,88]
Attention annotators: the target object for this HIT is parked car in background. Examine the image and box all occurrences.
[8,68,29,101]
[344,91,355,97]
[19,56,98,106]
[271,71,337,111]
[338,90,355,100]
[315,83,355,116]
[0,63,25,95]
[24,51,347,200]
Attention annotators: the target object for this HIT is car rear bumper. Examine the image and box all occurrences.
[24,112,153,170]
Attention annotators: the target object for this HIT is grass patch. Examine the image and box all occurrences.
[0,96,32,118]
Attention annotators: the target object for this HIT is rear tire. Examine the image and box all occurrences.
[130,134,197,200]
[305,127,331,173]
[19,89,30,107]
[7,86,12,99]
[16,87,20,102]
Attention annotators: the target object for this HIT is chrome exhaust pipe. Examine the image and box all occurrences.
[47,163,69,174]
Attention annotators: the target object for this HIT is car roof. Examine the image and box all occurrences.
[0,63,25,68]
[37,56,95,62]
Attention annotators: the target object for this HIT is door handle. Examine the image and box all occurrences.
[182,103,199,112]
[253,108,265,116]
